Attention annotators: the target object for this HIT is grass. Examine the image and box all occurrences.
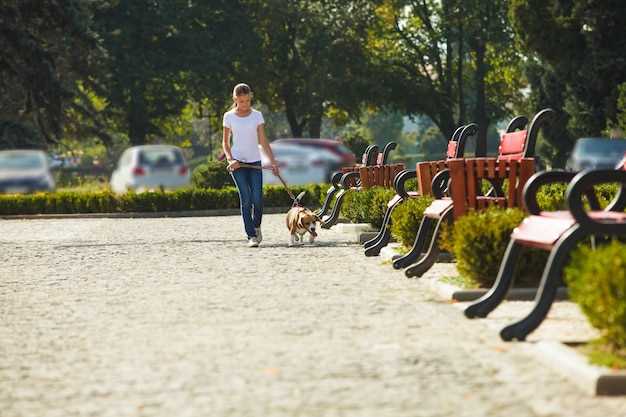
[577,340,626,370]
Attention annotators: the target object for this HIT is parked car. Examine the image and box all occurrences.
[271,138,356,168]
[260,143,339,185]
[0,149,55,193]
[566,137,626,171]
[110,145,190,193]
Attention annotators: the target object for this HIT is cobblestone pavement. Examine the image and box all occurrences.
[2,214,626,417]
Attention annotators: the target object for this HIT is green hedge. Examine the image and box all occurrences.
[390,196,433,248]
[191,160,234,189]
[340,187,396,228]
[0,184,325,215]
[565,240,626,351]
[443,207,548,288]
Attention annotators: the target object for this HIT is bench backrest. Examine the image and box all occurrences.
[448,157,535,219]
[416,123,479,195]
[359,163,406,189]
[498,108,554,161]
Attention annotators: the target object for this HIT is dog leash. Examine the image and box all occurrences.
[233,162,301,205]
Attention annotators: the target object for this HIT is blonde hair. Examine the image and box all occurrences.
[231,83,253,109]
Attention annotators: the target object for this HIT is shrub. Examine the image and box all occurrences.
[0,184,324,215]
[389,196,433,248]
[340,187,395,227]
[564,240,626,350]
[449,207,547,288]
[192,160,234,189]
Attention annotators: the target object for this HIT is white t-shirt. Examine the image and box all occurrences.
[223,108,265,163]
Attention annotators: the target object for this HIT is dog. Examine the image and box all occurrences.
[286,206,319,246]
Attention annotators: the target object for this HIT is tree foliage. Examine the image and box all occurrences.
[0,0,98,149]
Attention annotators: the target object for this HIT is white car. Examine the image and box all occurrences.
[0,149,55,193]
[260,143,341,185]
[110,145,190,193]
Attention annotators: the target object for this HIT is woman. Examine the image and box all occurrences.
[223,83,279,247]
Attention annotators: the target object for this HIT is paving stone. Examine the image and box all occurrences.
[1,214,626,416]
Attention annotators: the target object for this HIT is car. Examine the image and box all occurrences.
[566,137,626,171]
[110,145,190,193]
[271,138,356,168]
[260,143,338,185]
[0,149,55,193]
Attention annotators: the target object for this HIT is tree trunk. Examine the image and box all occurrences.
[457,8,465,124]
[128,80,148,146]
[474,42,488,156]
[307,102,323,138]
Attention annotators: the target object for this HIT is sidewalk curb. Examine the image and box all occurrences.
[0,206,292,220]
[334,223,377,244]
[528,341,626,396]
[379,244,568,302]
[425,279,569,302]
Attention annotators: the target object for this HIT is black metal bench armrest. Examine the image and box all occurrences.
[431,169,450,199]
[393,170,416,199]
[456,123,478,157]
[329,171,343,188]
[523,170,577,214]
[339,171,361,188]
[381,142,398,165]
[566,170,626,234]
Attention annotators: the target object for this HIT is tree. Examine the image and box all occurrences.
[0,1,98,149]
[369,0,524,152]
[91,0,256,146]
[510,0,626,165]
[250,0,379,138]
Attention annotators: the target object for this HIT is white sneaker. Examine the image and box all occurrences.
[255,227,263,243]
[247,237,259,248]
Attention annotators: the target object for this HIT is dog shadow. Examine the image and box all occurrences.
[259,241,348,249]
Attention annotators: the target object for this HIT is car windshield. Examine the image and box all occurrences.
[271,146,308,157]
[575,139,626,157]
[0,152,45,170]
[138,148,183,166]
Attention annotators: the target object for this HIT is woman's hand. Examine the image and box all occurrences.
[271,161,280,176]
[227,160,240,172]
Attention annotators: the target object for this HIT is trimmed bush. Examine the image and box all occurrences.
[448,207,547,287]
[191,160,234,189]
[0,184,325,215]
[340,187,395,227]
[564,240,626,350]
[389,196,433,248]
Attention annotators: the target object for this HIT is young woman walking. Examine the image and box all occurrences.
[223,83,279,247]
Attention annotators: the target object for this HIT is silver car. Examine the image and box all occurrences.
[110,145,190,193]
[0,149,55,193]
[566,137,626,171]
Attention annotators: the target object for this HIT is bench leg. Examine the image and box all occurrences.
[404,207,453,278]
[321,189,350,229]
[364,197,403,256]
[315,186,339,218]
[392,216,435,269]
[500,226,585,342]
[464,239,524,319]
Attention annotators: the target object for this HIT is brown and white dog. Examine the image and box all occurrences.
[286,206,320,246]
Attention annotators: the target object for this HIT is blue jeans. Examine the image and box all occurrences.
[231,161,263,238]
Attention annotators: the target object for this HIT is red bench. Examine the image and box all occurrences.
[364,123,479,256]
[392,109,554,276]
[464,152,626,341]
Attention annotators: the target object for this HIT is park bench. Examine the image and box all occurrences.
[392,108,554,277]
[320,142,402,229]
[363,123,479,256]
[316,144,391,220]
[464,151,626,342]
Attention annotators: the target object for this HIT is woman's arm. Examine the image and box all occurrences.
[258,124,279,175]
[222,127,239,171]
